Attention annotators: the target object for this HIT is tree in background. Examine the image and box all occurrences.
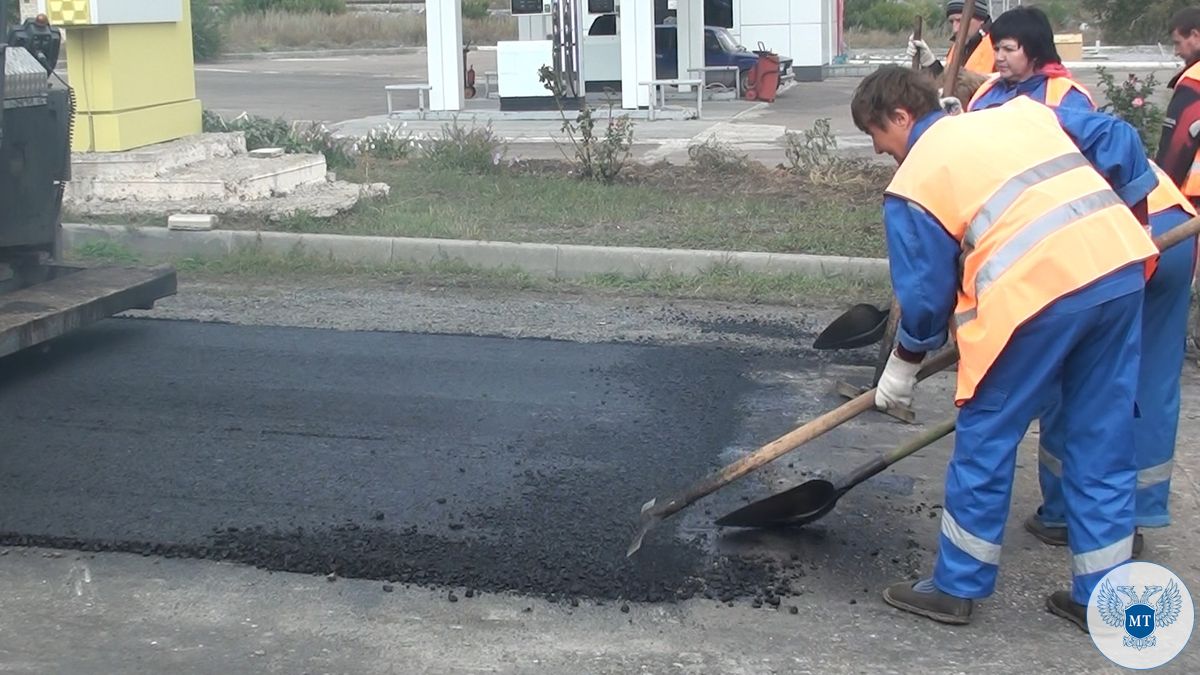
[1081,0,1191,44]
[845,0,944,33]
[192,0,225,62]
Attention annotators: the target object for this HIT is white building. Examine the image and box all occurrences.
[431,1,844,113]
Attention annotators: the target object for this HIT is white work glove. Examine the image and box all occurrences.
[940,96,964,115]
[906,36,936,68]
[874,350,922,411]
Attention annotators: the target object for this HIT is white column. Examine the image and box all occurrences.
[620,0,656,109]
[676,0,705,93]
[426,0,464,112]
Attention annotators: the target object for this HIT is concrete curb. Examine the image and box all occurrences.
[62,224,889,282]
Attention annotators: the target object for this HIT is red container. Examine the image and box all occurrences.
[744,53,781,102]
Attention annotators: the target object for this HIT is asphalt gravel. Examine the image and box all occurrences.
[0,318,804,603]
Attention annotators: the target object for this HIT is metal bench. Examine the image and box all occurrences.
[385,83,432,119]
[686,65,741,96]
[640,78,703,120]
[482,70,499,99]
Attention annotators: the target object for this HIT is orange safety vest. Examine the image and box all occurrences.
[967,73,1095,110]
[1149,162,1197,218]
[947,32,996,75]
[1174,61,1200,198]
[886,97,1159,404]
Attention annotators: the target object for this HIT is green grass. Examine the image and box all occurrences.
[68,241,889,307]
[75,239,143,264]
[234,162,887,258]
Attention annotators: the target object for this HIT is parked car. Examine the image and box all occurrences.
[586,16,793,94]
[655,24,793,92]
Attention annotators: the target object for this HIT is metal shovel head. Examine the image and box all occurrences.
[714,478,840,528]
[813,304,890,350]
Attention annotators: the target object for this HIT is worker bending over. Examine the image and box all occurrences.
[966,6,1093,111]
[909,1,996,77]
[853,66,1159,629]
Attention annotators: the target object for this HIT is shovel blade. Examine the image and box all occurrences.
[813,304,890,350]
[714,479,840,528]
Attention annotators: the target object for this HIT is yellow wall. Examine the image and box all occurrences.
[65,0,201,152]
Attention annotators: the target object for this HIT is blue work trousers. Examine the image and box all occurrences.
[1038,208,1195,529]
[934,273,1143,606]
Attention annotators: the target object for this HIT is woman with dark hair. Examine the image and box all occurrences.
[966,6,1094,111]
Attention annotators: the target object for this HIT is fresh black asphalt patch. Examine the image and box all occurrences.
[0,318,806,604]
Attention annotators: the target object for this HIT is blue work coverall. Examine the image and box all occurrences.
[888,108,1157,605]
[971,78,1197,533]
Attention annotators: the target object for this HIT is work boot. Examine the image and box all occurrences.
[1024,513,1145,558]
[1024,511,1067,546]
[882,578,973,625]
[1046,591,1088,633]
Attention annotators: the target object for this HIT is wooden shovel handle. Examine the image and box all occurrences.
[943,3,976,92]
[872,297,902,386]
[911,16,924,70]
[650,347,960,518]
[648,211,1200,522]
[836,414,959,494]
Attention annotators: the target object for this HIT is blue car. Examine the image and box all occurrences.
[656,24,792,91]
[586,16,792,94]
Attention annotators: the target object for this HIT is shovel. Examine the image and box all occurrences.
[625,215,1200,556]
[812,11,976,357]
[715,215,1200,529]
[626,347,960,557]
[812,303,890,350]
[715,415,956,528]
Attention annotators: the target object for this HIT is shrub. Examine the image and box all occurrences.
[355,124,417,160]
[1095,68,1166,156]
[785,118,894,188]
[846,0,942,33]
[418,121,508,174]
[784,118,838,172]
[201,111,354,168]
[1081,0,1190,45]
[538,66,635,184]
[687,137,751,173]
[462,0,491,20]
[191,0,225,62]
[229,0,347,15]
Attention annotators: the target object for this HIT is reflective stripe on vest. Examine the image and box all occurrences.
[1176,62,1200,197]
[967,75,1093,110]
[885,97,1159,404]
[947,33,996,75]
